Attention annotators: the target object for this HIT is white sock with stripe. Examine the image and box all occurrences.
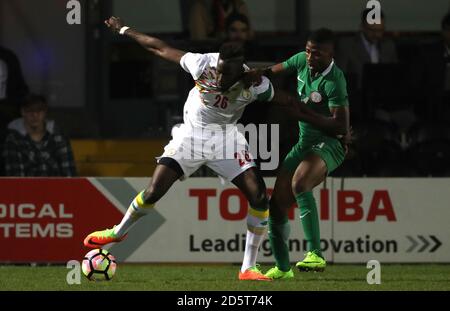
[114,191,154,237]
[241,206,269,272]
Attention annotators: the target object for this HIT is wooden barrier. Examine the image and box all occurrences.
[71,139,168,176]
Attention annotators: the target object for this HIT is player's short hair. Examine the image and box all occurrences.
[307,28,335,46]
[442,12,450,30]
[361,8,385,25]
[219,42,245,61]
[225,13,250,31]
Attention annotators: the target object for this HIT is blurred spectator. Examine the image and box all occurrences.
[416,12,450,121]
[2,94,76,176]
[189,0,252,40]
[0,46,28,121]
[335,9,398,122]
[224,13,262,61]
[225,12,251,42]
[0,45,29,175]
[0,45,29,124]
[336,8,398,87]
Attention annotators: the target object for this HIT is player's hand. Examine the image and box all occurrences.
[242,68,264,88]
[104,16,125,34]
[338,126,353,155]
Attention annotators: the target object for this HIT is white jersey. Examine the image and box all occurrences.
[179,52,274,129]
[157,52,274,181]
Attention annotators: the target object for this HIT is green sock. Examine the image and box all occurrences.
[295,191,322,257]
[268,215,291,272]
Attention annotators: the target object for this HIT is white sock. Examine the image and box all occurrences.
[113,210,141,237]
[241,230,266,272]
[113,191,154,237]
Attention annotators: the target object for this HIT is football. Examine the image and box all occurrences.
[81,249,117,281]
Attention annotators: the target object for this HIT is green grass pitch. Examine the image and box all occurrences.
[1,264,450,291]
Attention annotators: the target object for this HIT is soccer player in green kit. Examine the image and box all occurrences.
[263,28,351,279]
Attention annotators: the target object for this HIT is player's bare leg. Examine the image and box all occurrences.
[84,161,182,248]
[265,167,296,279]
[292,153,327,272]
[232,167,271,281]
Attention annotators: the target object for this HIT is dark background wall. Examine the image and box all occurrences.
[0,0,86,108]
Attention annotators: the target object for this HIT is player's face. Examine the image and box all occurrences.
[305,41,334,74]
[362,19,385,44]
[216,58,244,91]
[227,21,250,42]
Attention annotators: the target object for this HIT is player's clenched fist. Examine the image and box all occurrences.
[104,16,125,33]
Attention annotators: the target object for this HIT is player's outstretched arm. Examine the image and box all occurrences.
[105,16,186,64]
[264,63,285,76]
[243,63,285,86]
[252,63,351,146]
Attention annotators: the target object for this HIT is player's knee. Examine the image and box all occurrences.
[269,195,282,213]
[268,198,283,220]
[291,178,312,195]
[248,189,268,210]
[270,195,291,215]
[143,186,164,204]
[268,196,277,210]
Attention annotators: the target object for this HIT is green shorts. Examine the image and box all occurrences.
[282,138,345,174]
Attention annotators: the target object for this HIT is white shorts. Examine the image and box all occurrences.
[157,124,256,181]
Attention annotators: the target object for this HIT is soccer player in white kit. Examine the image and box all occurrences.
[84,17,274,281]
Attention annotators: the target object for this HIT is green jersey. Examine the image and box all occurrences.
[282,52,349,146]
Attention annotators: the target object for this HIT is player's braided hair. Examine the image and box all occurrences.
[219,42,245,61]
